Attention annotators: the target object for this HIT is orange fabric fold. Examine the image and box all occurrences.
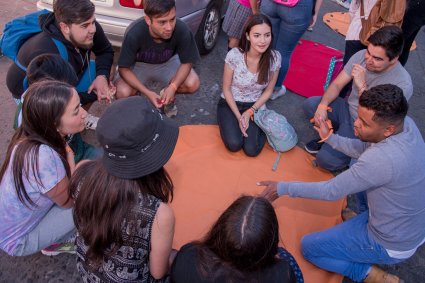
[166,125,345,283]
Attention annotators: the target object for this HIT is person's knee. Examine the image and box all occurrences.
[315,151,337,171]
[302,96,321,118]
[183,71,200,93]
[316,149,350,172]
[115,79,134,99]
[223,137,243,152]
[243,144,262,157]
[301,234,316,261]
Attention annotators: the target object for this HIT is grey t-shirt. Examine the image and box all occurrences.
[344,50,413,119]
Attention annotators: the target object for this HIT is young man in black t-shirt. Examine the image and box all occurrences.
[116,0,200,117]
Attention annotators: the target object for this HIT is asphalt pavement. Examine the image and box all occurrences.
[0,0,424,282]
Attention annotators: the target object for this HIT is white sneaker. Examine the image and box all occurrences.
[85,114,99,130]
[270,86,286,100]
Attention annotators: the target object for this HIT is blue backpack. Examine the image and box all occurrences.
[0,9,68,77]
[254,107,298,171]
[1,9,71,129]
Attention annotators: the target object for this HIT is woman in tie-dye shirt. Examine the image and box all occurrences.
[0,81,87,256]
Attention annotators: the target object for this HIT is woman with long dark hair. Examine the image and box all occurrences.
[171,196,303,282]
[0,80,87,256]
[217,14,281,157]
[70,96,179,282]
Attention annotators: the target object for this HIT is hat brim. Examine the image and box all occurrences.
[102,118,179,179]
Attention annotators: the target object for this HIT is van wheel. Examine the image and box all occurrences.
[196,4,221,55]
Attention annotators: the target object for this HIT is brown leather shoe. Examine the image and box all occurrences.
[364,266,404,283]
[341,208,357,222]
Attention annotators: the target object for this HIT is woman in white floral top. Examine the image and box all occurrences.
[218,14,281,157]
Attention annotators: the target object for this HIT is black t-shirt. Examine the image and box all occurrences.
[118,18,200,67]
[170,243,297,283]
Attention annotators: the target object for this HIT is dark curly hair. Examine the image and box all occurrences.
[359,84,408,125]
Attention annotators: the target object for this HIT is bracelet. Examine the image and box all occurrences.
[318,120,334,143]
[250,106,257,113]
[169,82,178,92]
[318,129,334,143]
[317,103,332,112]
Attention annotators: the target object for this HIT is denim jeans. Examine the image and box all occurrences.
[12,205,75,256]
[217,98,266,157]
[302,96,356,171]
[301,212,404,282]
[261,0,313,87]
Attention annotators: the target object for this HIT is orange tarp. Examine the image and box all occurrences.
[166,125,345,283]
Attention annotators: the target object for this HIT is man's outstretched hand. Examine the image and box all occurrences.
[257,181,279,202]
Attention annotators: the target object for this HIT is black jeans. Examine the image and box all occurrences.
[399,0,425,66]
[217,98,266,157]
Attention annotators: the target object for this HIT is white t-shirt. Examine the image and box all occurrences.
[221,48,281,102]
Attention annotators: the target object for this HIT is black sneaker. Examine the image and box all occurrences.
[304,138,322,154]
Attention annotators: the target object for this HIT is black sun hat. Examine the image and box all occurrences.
[96,96,179,179]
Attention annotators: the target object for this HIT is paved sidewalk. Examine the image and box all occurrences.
[0,0,424,282]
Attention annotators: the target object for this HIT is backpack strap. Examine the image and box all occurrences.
[51,38,68,61]
[272,152,282,172]
[20,37,68,91]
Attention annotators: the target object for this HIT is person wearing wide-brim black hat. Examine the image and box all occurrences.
[69,96,179,282]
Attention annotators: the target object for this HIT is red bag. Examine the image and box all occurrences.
[283,40,344,98]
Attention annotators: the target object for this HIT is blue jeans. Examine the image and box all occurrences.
[301,212,404,282]
[261,0,313,87]
[302,96,356,171]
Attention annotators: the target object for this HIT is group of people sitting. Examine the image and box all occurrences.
[1,0,424,282]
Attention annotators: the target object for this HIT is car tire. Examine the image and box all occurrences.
[195,3,221,55]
